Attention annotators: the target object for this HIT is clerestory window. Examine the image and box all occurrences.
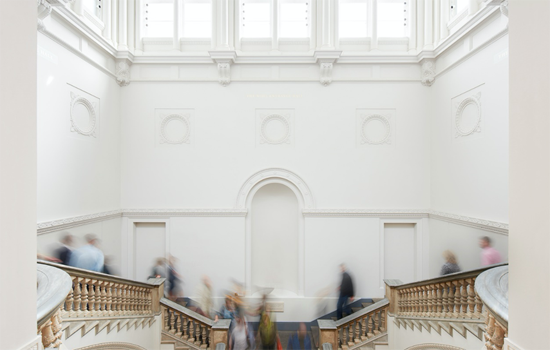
[181,0,212,38]
[142,0,174,38]
[377,0,409,38]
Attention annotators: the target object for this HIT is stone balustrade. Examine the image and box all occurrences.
[161,298,231,350]
[319,299,389,350]
[38,260,164,322]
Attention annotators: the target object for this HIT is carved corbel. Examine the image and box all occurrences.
[209,51,237,87]
[420,59,436,86]
[115,59,131,87]
[314,50,342,86]
[37,0,73,31]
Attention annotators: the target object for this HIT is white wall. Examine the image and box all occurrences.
[0,1,39,349]
[508,1,550,349]
[37,31,121,223]
[430,28,509,223]
[120,81,431,209]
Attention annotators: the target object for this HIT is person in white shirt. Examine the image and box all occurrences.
[69,234,104,272]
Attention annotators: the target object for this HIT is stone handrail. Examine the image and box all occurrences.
[161,297,231,350]
[475,265,508,350]
[37,260,165,321]
[318,299,389,350]
[37,263,73,348]
[384,263,508,320]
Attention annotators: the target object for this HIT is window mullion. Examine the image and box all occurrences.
[173,0,179,50]
[370,0,378,50]
[272,0,278,50]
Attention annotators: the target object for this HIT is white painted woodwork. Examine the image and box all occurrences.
[384,223,416,284]
[134,222,167,281]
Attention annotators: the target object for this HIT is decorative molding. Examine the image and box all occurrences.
[314,50,341,86]
[37,0,53,32]
[455,92,482,138]
[429,210,508,235]
[122,209,248,217]
[16,335,41,350]
[36,209,508,235]
[259,114,292,145]
[236,168,314,209]
[503,338,524,350]
[209,51,236,86]
[421,59,436,86]
[75,342,147,350]
[69,90,98,137]
[405,344,465,350]
[360,114,392,145]
[159,114,191,144]
[115,59,131,86]
[37,210,122,235]
[303,209,429,218]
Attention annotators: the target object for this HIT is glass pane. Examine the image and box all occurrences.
[378,2,403,21]
[147,3,174,21]
[243,3,270,21]
[280,3,308,21]
[241,21,271,37]
[280,21,308,37]
[183,2,211,21]
[146,21,173,37]
[83,0,101,17]
[378,21,405,37]
[339,1,368,38]
[183,21,212,38]
[378,1,407,37]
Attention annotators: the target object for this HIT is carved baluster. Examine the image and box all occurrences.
[116,283,123,315]
[101,281,108,314]
[484,313,495,349]
[461,279,469,319]
[381,308,387,332]
[354,319,360,343]
[441,282,449,317]
[347,322,354,346]
[446,281,454,318]
[80,278,90,317]
[64,276,76,317]
[428,284,435,317]
[432,284,439,317]
[40,320,55,349]
[366,314,373,338]
[127,286,133,314]
[416,287,422,316]
[435,283,442,317]
[474,285,483,319]
[188,320,195,342]
[123,285,130,315]
[417,286,424,316]
[202,323,208,348]
[96,280,103,314]
[72,277,82,317]
[410,288,415,316]
[168,310,176,333]
[138,288,144,313]
[195,322,202,345]
[492,321,506,350]
[373,311,380,335]
[174,312,182,336]
[88,279,97,316]
[466,278,475,319]
[453,280,461,318]
[182,316,189,339]
[406,288,412,316]
[360,316,367,340]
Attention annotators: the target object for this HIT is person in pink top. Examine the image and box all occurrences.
[479,236,502,266]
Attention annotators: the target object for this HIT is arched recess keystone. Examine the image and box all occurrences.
[236,168,315,209]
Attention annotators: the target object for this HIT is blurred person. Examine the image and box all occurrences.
[150,258,167,279]
[197,275,214,318]
[479,236,502,266]
[229,310,250,350]
[216,296,236,322]
[54,232,73,265]
[102,255,114,275]
[257,310,278,350]
[69,234,104,272]
[337,263,354,319]
[167,255,182,301]
[440,250,461,275]
[286,323,312,350]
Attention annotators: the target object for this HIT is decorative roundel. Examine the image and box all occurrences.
[361,114,391,145]
[261,114,290,144]
[70,96,97,136]
[455,96,481,137]
[160,114,190,144]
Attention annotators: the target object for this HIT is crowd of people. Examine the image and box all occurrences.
[39,233,112,274]
[439,236,502,276]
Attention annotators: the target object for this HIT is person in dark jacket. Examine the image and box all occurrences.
[287,323,312,350]
[337,264,354,319]
[54,233,73,265]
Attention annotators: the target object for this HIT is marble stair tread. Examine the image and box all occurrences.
[352,307,363,313]
[362,302,374,308]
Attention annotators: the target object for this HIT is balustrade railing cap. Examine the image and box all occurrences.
[212,319,231,329]
[38,260,161,288]
[389,263,508,289]
[147,277,166,285]
[335,298,389,327]
[474,265,508,325]
[317,319,337,329]
[161,297,214,326]
[37,264,72,326]
[383,279,404,287]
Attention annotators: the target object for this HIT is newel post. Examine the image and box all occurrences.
[384,279,403,315]
[211,319,231,348]
[318,320,338,350]
[148,277,166,314]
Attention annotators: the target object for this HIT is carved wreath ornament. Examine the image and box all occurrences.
[361,114,391,145]
[455,92,482,137]
[260,114,291,144]
[159,114,190,144]
[70,92,97,137]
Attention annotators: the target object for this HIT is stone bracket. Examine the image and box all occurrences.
[314,50,342,86]
[115,58,132,87]
[37,0,73,31]
[209,51,237,87]
[420,58,436,86]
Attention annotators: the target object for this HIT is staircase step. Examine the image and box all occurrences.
[362,302,374,308]
[311,326,320,348]
[352,307,362,313]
